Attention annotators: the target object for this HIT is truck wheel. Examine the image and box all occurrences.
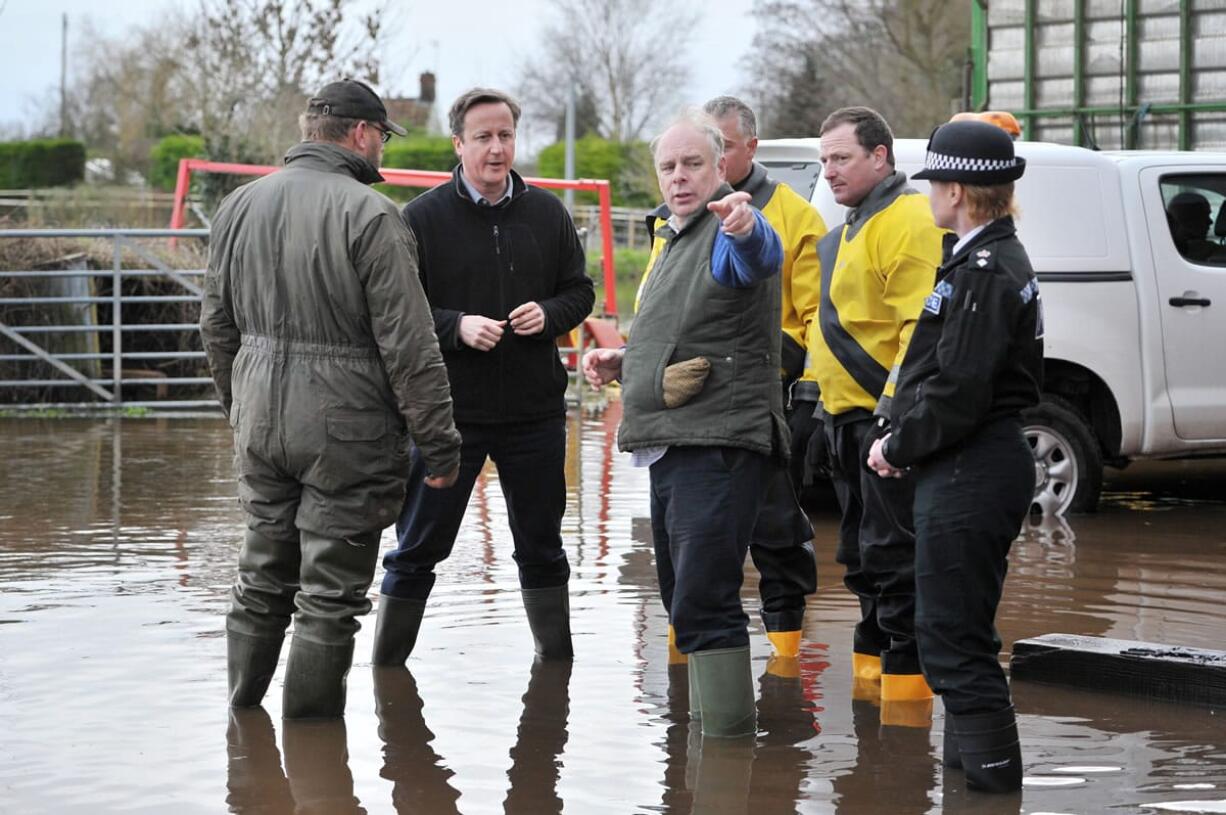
[1021,395,1103,515]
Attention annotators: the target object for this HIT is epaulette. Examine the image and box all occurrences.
[968,243,1000,271]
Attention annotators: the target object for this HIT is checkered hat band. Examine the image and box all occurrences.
[923,150,1018,173]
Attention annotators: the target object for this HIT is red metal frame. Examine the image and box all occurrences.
[170,158,618,318]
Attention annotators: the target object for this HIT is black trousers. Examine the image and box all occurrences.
[825,412,920,675]
[913,417,1033,716]
[748,462,817,632]
[380,417,570,601]
[651,446,771,653]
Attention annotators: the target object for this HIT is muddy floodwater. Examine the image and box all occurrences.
[2,408,1225,814]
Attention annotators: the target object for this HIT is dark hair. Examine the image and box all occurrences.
[298,112,361,143]
[448,88,522,138]
[820,106,895,167]
[703,96,757,139]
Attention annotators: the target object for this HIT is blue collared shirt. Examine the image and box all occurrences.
[459,168,513,206]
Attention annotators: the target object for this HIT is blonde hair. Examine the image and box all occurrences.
[963,182,1018,222]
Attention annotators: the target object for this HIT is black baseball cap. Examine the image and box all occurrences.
[306,78,407,136]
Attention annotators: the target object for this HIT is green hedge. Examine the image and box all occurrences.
[0,139,86,188]
[379,136,457,201]
[149,134,205,191]
[589,247,652,318]
[537,136,656,208]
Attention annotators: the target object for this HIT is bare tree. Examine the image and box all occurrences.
[178,0,395,168]
[47,0,397,191]
[744,0,968,139]
[516,0,699,143]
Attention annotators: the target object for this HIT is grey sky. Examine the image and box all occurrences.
[0,0,758,147]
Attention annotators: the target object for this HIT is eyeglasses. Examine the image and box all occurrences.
[368,122,393,144]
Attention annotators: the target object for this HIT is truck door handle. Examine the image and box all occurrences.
[1169,296,1211,307]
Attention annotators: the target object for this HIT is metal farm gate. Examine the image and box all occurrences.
[0,228,217,411]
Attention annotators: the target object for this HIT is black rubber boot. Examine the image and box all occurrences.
[227,631,284,708]
[521,585,574,660]
[951,705,1022,792]
[943,718,962,769]
[371,595,427,667]
[282,636,355,719]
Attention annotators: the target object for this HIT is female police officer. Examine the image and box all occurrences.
[866,119,1041,793]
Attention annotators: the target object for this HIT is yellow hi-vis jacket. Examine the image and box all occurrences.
[809,172,945,417]
[636,164,826,384]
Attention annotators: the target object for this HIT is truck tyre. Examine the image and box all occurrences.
[1021,395,1103,515]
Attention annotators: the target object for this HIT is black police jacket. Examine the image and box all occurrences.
[883,217,1043,468]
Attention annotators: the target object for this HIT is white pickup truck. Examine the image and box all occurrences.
[758,138,1226,513]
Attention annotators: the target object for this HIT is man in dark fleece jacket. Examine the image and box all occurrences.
[373,88,594,666]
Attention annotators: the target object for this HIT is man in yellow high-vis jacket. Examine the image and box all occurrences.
[813,106,944,726]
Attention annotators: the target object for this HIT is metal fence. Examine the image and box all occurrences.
[0,227,598,413]
[0,228,215,411]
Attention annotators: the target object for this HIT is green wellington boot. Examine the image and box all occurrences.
[228,631,285,708]
[689,646,756,738]
[521,585,574,660]
[371,595,428,667]
[282,637,355,719]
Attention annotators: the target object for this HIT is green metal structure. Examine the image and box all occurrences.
[969,0,1226,150]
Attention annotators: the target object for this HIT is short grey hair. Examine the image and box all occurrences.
[650,109,725,163]
[298,112,361,143]
[703,96,757,139]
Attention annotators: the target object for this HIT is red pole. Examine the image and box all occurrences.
[596,180,617,318]
[169,158,191,231]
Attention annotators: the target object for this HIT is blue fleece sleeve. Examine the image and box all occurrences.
[710,208,783,288]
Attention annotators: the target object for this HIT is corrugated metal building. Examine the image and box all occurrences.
[971,0,1226,150]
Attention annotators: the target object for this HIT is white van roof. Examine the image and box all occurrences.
[756,137,1132,274]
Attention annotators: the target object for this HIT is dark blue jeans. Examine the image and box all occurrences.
[650,446,771,653]
[380,417,570,601]
[914,417,1033,716]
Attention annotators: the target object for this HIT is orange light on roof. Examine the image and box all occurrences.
[950,110,1022,139]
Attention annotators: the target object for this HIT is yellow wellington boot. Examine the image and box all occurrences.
[765,654,800,679]
[881,697,934,728]
[668,624,688,665]
[851,653,882,702]
[880,673,933,703]
[880,673,934,726]
[766,630,802,659]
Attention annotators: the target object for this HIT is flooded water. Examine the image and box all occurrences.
[2,407,1225,814]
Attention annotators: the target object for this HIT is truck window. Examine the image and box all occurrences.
[761,161,822,200]
[1160,174,1226,267]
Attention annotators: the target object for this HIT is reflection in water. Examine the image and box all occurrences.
[504,660,572,815]
[3,417,1226,813]
[226,710,365,815]
[226,708,293,814]
[373,669,461,814]
[830,700,937,813]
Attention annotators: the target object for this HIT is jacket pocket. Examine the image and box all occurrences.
[622,340,675,413]
[325,410,389,442]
